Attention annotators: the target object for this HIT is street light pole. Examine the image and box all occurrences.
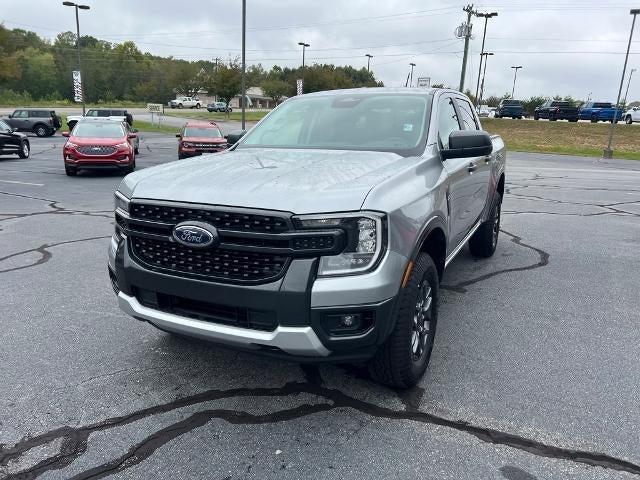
[478,52,493,106]
[510,65,523,99]
[604,9,640,159]
[409,63,416,87]
[241,0,246,130]
[623,67,636,106]
[298,42,310,93]
[474,12,497,105]
[62,1,90,115]
[366,53,373,72]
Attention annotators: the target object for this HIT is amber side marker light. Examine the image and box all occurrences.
[401,261,414,288]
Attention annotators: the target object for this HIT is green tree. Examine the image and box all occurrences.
[261,79,291,104]
[207,61,242,106]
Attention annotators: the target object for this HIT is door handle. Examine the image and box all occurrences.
[467,163,477,173]
[484,155,492,163]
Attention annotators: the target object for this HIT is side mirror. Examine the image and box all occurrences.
[7,114,12,118]
[225,129,247,145]
[128,133,137,139]
[175,133,182,138]
[441,130,493,160]
[62,131,70,137]
[11,127,18,133]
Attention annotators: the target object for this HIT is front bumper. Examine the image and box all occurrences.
[108,234,405,361]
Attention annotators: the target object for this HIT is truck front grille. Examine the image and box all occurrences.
[130,203,289,233]
[77,145,117,155]
[131,236,289,283]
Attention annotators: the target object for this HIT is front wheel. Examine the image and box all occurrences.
[591,115,598,123]
[177,103,183,109]
[626,115,633,124]
[469,193,502,258]
[195,103,201,109]
[65,165,77,176]
[18,141,30,158]
[534,114,539,120]
[368,252,439,388]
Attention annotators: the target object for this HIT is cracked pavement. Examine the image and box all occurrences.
[1,137,639,479]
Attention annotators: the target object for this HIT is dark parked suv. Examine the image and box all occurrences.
[495,99,525,119]
[2,109,62,137]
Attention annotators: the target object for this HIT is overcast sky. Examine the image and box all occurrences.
[3,0,640,101]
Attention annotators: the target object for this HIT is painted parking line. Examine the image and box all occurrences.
[0,179,44,186]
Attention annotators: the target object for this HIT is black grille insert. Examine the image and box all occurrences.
[129,203,289,233]
[130,236,289,283]
[136,289,277,331]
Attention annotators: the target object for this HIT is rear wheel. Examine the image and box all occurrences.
[368,252,439,388]
[469,193,502,258]
[177,103,183,109]
[534,113,539,120]
[626,115,633,124]
[195,103,201,109]
[18,141,30,159]
[549,113,557,121]
[591,114,598,123]
[65,165,77,176]
[34,124,48,137]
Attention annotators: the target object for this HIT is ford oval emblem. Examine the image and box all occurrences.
[172,222,218,249]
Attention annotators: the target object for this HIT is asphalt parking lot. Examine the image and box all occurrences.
[1,134,639,480]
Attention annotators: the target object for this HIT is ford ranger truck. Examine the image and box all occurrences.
[109,88,506,388]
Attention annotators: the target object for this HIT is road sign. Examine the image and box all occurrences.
[147,103,163,113]
[417,77,431,87]
[296,79,303,96]
[72,71,83,102]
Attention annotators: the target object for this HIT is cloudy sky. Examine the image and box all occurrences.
[3,0,640,101]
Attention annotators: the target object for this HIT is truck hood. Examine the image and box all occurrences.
[120,148,408,214]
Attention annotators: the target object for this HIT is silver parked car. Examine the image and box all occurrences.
[109,88,506,387]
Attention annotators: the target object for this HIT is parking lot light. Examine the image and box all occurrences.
[604,8,640,159]
[62,1,90,115]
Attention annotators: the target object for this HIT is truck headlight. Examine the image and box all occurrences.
[114,191,130,213]
[294,212,386,276]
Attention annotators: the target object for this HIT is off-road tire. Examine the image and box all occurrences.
[34,124,48,137]
[18,141,30,159]
[469,192,502,258]
[368,252,439,389]
[65,165,77,176]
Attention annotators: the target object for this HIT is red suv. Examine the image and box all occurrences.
[177,122,227,159]
[63,120,136,176]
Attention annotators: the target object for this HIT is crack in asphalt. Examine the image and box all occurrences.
[441,230,550,294]
[0,236,111,274]
[2,379,639,479]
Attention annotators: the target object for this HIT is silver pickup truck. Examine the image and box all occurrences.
[109,88,506,387]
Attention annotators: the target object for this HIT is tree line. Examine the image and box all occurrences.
[0,25,381,105]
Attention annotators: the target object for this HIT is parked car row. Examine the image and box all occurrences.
[67,108,133,130]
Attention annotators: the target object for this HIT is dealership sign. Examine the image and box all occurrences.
[72,71,83,102]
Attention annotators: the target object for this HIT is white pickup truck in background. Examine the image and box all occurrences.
[169,97,202,109]
[66,108,133,130]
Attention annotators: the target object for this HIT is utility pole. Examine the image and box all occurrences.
[459,4,475,92]
[623,68,636,106]
[478,52,493,106]
[241,0,246,130]
[511,66,523,98]
[366,53,373,72]
[409,63,416,87]
[474,11,497,105]
[604,9,640,159]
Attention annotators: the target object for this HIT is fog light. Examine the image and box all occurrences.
[341,314,357,327]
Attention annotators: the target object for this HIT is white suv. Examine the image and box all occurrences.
[169,97,201,109]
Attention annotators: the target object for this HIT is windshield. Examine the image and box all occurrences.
[184,127,223,138]
[72,122,125,138]
[238,93,430,156]
[503,100,521,106]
